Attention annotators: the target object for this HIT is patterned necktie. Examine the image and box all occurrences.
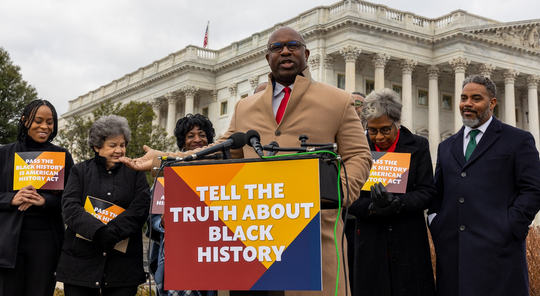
[276,87,291,124]
[465,129,480,161]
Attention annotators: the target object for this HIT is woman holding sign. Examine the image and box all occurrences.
[56,115,150,296]
[348,89,436,296]
[148,113,216,296]
[0,99,74,296]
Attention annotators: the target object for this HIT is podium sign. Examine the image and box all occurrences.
[164,158,322,291]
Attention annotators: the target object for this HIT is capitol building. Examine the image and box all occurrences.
[61,0,540,163]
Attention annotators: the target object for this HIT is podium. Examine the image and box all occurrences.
[162,154,341,293]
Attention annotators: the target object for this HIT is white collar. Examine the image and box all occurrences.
[464,116,493,137]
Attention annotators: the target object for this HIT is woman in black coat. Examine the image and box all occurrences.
[0,100,74,296]
[56,115,150,296]
[348,89,436,296]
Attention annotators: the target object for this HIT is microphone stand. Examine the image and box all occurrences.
[158,151,229,167]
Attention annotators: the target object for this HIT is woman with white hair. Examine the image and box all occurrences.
[348,88,436,296]
[56,115,150,296]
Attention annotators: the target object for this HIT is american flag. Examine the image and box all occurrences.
[203,21,209,48]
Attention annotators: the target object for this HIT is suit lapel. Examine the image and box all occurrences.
[276,68,312,126]
[265,70,312,126]
[450,127,466,167]
[464,117,502,166]
[263,76,277,124]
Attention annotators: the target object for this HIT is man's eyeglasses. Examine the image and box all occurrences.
[355,100,364,107]
[267,41,305,53]
[366,123,396,136]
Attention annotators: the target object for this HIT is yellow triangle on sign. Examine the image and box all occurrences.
[84,196,96,216]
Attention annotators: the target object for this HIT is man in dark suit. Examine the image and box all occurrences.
[428,75,540,296]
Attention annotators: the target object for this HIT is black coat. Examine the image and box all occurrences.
[348,126,435,296]
[429,117,540,296]
[56,155,150,288]
[0,138,74,268]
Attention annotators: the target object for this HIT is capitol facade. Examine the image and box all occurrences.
[61,0,540,163]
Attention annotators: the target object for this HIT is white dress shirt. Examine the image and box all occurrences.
[272,82,294,116]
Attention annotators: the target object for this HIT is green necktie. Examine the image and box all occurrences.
[465,129,480,161]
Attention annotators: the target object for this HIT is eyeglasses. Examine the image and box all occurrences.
[355,100,364,107]
[366,123,396,136]
[267,41,305,53]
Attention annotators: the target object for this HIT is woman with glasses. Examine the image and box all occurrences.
[348,88,436,296]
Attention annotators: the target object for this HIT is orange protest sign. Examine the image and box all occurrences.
[362,152,411,193]
[13,151,66,190]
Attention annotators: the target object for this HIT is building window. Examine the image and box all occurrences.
[442,95,452,110]
[241,94,248,99]
[202,107,209,117]
[365,80,374,95]
[418,90,428,106]
[220,101,228,116]
[337,74,346,90]
[392,85,402,97]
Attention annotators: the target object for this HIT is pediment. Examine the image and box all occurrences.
[467,23,540,50]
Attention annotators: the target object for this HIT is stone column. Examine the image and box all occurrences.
[249,76,259,92]
[181,85,198,117]
[372,53,390,91]
[228,83,238,114]
[503,69,519,126]
[165,92,177,137]
[340,45,361,93]
[209,90,218,123]
[477,63,496,79]
[308,53,321,82]
[323,54,335,85]
[314,29,327,83]
[427,65,440,161]
[527,75,540,150]
[399,59,417,129]
[449,57,470,132]
[149,98,162,127]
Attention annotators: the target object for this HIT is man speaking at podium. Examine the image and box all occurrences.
[121,27,372,296]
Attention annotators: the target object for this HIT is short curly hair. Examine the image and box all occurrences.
[88,115,131,149]
[360,88,402,128]
[463,75,497,98]
[174,114,215,150]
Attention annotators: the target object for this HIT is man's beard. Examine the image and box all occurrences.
[462,107,491,128]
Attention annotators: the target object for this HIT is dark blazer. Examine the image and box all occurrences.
[56,155,150,288]
[0,138,74,268]
[349,126,435,296]
[429,117,540,296]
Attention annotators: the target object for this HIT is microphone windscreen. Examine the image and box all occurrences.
[229,132,247,149]
[245,130,260,147]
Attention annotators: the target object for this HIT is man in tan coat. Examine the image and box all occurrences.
[121,27,372,296]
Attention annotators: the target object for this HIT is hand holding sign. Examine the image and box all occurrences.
[11,185,44,211]
[369,182,401,215]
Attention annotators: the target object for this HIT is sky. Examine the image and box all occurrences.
[2,0,539,116]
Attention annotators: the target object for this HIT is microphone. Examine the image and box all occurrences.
[183,132,246,161]
[160,156,183,161]
[266,141,279,156]
[245,130,264,157]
